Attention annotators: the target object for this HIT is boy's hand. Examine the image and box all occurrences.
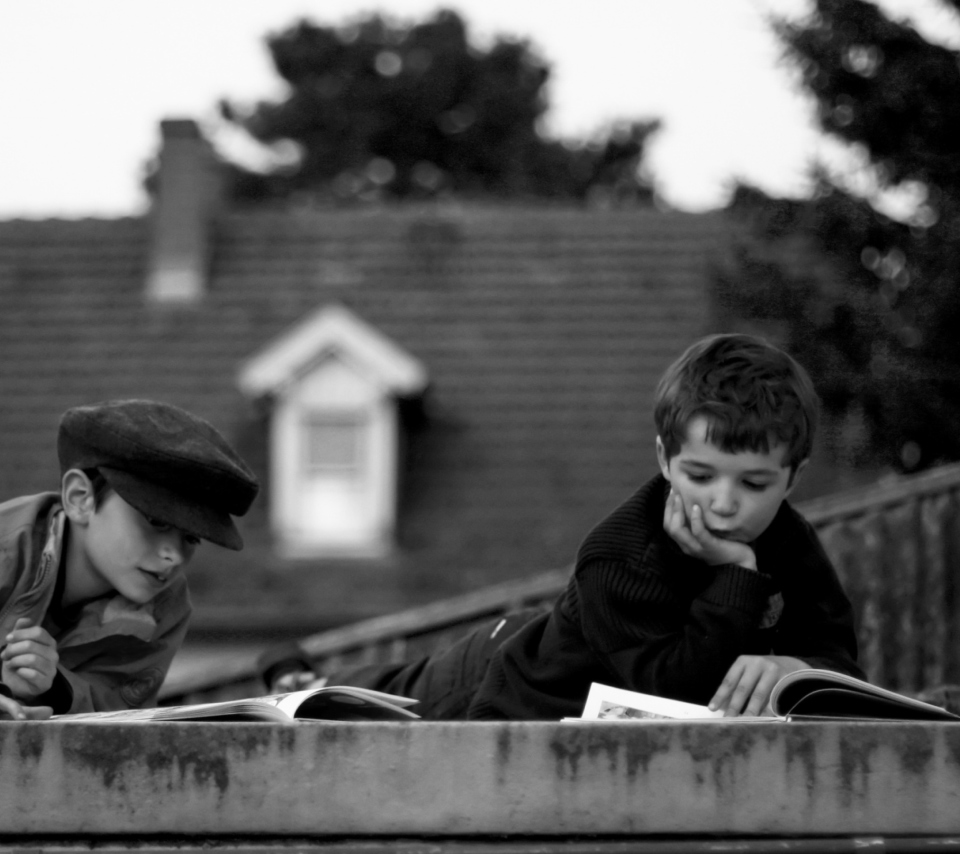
[663,490,757,571]
[709,654,808,717]
[1,618,59,699]
[0,692,53,721]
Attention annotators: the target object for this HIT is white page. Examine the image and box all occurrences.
[581,683,726,721]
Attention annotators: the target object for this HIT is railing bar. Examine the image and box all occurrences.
[920,493,948,689]
[944,492,960,684]
[297,568,570,661]
[798,461,960,526]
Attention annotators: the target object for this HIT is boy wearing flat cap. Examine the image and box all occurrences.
[0,399,258,719]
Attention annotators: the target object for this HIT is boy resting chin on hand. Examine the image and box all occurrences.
[258,334,864,721]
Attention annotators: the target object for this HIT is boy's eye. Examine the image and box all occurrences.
[146,516,201,547]
[686,473,711,483]
[743,481,771,492]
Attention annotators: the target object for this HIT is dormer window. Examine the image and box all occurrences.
[238,305,427,557]
[304,413,365,475]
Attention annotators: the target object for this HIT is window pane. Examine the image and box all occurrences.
[304,414,365,474]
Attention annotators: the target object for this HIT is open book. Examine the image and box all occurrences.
[577,669,960,723]
[54,686,421,723]
[768,669,960,721]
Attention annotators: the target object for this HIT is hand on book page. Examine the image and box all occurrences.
[573,673,960,723]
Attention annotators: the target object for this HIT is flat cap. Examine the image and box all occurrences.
[58,399,259,550]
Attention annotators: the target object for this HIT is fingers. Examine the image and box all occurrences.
[2,645,58,665]
[2,643,59,672]
[2,624,59,660]
[688,503,707,538]
[663,491,700,556]
[662,489,680,533]
[709,657,745,712]
[742,669,780,717]
[3,664,47,692]
[5,620,57,649]
[2,632,59,697]
[711,656,782,717]
[21,704,54,721]
[0,694,28,721]
[723,666,764,716]
[664,489,718,553]
[0,695,53,721]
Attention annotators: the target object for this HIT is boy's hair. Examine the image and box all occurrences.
[654,333,819,471]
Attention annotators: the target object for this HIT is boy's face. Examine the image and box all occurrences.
[81,491,200,604]
[657,416,803,545]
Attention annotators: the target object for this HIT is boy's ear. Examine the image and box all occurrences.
[655,436,671,482]
[61,469,96,524]
[785,458,809,496]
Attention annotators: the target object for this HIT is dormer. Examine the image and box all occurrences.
[238,305,428,558]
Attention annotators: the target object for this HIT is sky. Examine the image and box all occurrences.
[1,0,958,219]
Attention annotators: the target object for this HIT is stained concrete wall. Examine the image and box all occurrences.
[1,720,960,837]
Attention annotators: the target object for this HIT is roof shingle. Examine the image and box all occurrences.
[0,205,732,628]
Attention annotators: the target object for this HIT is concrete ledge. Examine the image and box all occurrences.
[3,843,960,854]
[1,721,960,837]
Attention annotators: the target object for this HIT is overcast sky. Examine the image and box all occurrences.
[1,0,957,218]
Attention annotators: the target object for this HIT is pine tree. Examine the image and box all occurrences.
[718,0,960,472]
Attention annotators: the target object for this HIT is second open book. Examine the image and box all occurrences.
[576,669,960,722]
[55,685,421,723]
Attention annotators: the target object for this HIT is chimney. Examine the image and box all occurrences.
[145,119,220,303]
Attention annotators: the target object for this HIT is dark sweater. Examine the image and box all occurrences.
[467,474,864,720]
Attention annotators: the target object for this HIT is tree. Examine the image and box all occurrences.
[717,0,960,473]
[220,9,660,204]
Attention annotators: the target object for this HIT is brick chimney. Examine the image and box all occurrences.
[145,119,220,303]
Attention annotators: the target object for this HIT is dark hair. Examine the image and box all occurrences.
[654,333,819,471]
[82,467,113,508]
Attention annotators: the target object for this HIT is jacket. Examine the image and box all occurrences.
[0,492,191,713]
[468,474,863,720]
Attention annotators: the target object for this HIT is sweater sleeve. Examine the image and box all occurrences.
[574,555,774,705]
[763,511,864,679]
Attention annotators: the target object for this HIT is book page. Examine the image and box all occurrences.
[54,687,421,723]
[286,686,421,720]
[580,683,725,721]
[770,669,960,720]
[55,706,168,722]
[56,698,293,723]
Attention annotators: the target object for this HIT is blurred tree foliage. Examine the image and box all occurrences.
[220,9,660,204]
[716,0,960,473]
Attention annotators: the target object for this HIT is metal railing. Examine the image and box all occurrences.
[162,461,960,704]
[801,462,960,694]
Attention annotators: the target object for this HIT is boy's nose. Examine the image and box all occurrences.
[158,533,189,567]
[710,484,738,516]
